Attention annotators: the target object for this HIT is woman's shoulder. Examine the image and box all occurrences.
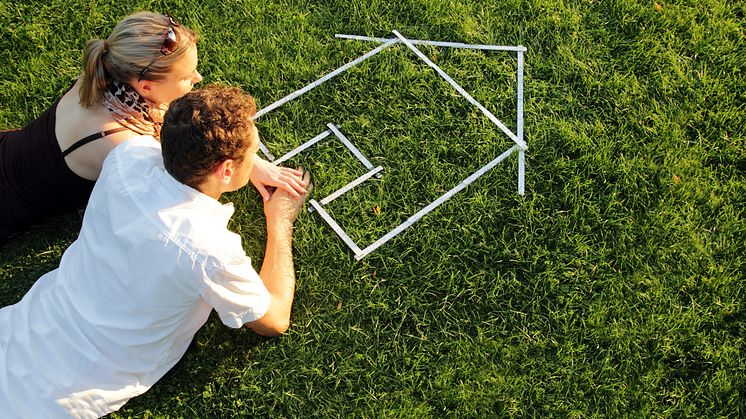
[56,85,115,140]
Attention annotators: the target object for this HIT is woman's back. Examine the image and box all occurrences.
[0,11,201,245]
[56,78,134,180]
[0,91,98,242]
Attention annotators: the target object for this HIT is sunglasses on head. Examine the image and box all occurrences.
[138,14,180,78]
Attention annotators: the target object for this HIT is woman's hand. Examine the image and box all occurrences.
[250,155,308,201]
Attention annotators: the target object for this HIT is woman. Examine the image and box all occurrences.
[0,11,306,246]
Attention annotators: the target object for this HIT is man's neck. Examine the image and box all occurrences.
[196,180,223,201]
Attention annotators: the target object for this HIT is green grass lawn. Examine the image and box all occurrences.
[1,0,744,416]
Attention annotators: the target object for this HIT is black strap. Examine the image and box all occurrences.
[61,127,130,157]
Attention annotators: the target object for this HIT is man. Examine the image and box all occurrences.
[0,85,311,417]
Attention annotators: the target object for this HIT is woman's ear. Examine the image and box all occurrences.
[132,78,155,99]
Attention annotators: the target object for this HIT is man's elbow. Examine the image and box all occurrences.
[245,318,290,337]
[258,320,290,337]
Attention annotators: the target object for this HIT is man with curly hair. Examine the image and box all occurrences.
[0,85,311,416]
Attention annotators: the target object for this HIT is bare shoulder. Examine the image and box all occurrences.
[56,80,119,149]
[56,80,140,180]
[65,129,140,181]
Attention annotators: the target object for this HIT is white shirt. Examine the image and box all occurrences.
[0,136,270,418]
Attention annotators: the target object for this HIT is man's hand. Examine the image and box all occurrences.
[263,169,312,232]
[246,169,311,337]
[250,155,308,201]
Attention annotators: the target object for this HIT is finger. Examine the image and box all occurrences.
[273,178,301,198]
[281,167,304,176]
[302,170,313,194]
[280,182,301,198]
[282,175,308,194]
[281,169,308,187]
[255,183,271,201]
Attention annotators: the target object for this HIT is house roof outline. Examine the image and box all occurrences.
[252,31,527,260]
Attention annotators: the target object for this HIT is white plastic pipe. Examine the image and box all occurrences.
[392,31,527,151]
[335,34,527,52]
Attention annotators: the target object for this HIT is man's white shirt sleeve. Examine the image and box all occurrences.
[201,255,271,328]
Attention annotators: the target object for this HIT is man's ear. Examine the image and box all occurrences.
[213,159,236,185]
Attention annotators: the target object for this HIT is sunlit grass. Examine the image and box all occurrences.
[1,0,743,416]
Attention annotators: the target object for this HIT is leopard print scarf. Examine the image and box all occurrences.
[102,80,167,139]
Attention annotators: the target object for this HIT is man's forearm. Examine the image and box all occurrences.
[256,221,296,333]
[250,167,310,336]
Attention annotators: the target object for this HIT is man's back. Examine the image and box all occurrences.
[0,137,269,417]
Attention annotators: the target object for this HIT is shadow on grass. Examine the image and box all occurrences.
[0,212,81,306]
[111,313,276,416]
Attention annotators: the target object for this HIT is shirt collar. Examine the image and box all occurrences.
[154,166,236,224]
[182,183,236,222]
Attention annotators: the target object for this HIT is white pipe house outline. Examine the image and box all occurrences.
[254,31,527,260]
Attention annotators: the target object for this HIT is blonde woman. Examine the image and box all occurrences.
[0,11,306,245]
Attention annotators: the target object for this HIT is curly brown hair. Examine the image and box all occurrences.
[161,84,258,189]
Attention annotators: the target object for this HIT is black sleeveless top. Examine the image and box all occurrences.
[0,98,127,245]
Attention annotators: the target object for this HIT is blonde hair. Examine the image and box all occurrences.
[79,11,199,107]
